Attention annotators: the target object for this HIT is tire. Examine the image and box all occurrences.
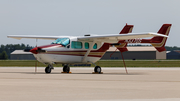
[63,65,70,73]
[45,66,51,73]
[94,66,101,73]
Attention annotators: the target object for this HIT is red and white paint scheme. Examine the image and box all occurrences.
[8,24,171,73]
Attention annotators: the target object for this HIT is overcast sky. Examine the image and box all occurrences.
[0,0,179,47]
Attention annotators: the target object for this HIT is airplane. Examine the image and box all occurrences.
[7,24,172,74]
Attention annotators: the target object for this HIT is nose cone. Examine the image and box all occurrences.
[30,47,38,54]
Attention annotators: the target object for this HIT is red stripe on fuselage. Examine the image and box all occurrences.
[38,44,63,48]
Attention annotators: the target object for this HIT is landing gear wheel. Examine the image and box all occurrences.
[63,65,70,73]
[45,65,52,74]
[94,66,101,73]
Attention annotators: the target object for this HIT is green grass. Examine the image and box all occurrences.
[0,60,46,67]
[0,60,180,67]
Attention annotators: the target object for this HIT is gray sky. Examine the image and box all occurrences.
[0,0,179,47]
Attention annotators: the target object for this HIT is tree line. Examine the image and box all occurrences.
[0,44,33,60]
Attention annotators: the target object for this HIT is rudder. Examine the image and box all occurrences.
[151,24,172,52]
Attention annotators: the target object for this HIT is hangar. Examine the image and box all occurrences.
[10,47,166,60]
[10,50,35,60]
[101,47,166,60]
[167,50,180,59]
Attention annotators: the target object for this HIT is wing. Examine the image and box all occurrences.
[7,35,70,40]
[8,33,168,43]
[78,33,168,43]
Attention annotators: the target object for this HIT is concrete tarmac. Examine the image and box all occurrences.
[0,67,180,101]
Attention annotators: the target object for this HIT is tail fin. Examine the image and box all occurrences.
[116,24,134,52]
[119,23,133,34]
[151,24,172,52]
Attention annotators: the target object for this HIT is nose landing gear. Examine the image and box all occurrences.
[45,65,54,73]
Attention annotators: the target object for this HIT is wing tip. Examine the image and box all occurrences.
[7,35,22,40]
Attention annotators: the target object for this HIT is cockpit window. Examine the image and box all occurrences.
[52,38,70,46]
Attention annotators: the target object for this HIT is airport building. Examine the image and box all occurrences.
[10,50,35,60]
[101,47,166,60]
[166,50,180,59]
[10,46,166,60]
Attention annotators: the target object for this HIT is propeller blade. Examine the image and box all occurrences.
[24,48,32,52]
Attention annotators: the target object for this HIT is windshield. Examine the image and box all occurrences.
[52,38,70,46]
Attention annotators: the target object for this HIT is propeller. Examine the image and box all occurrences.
[23,48,32,52]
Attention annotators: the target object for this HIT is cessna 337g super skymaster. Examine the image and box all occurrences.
[7,24,171,74]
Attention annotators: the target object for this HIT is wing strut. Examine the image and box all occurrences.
[110,48,128,74]
[110,48,118,57]
[120,52,128,74]
[82,41,96,63]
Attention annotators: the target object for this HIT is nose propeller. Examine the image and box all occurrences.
[29,47,46,54]
[24,48,32,52]
[30,47,38,54]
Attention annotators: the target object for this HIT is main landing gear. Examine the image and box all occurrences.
[63,65,70,73]
[45,65,54,74]
[93,66,102,74]
[45,64,71,74]
[94,66,101,73]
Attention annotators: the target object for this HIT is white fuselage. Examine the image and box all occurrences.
[34,53,101,64]
[31,37,109,65]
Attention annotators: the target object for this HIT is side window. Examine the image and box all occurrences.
[71,41,82,49]
[84,42,89,49]
[93,43,97,49]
